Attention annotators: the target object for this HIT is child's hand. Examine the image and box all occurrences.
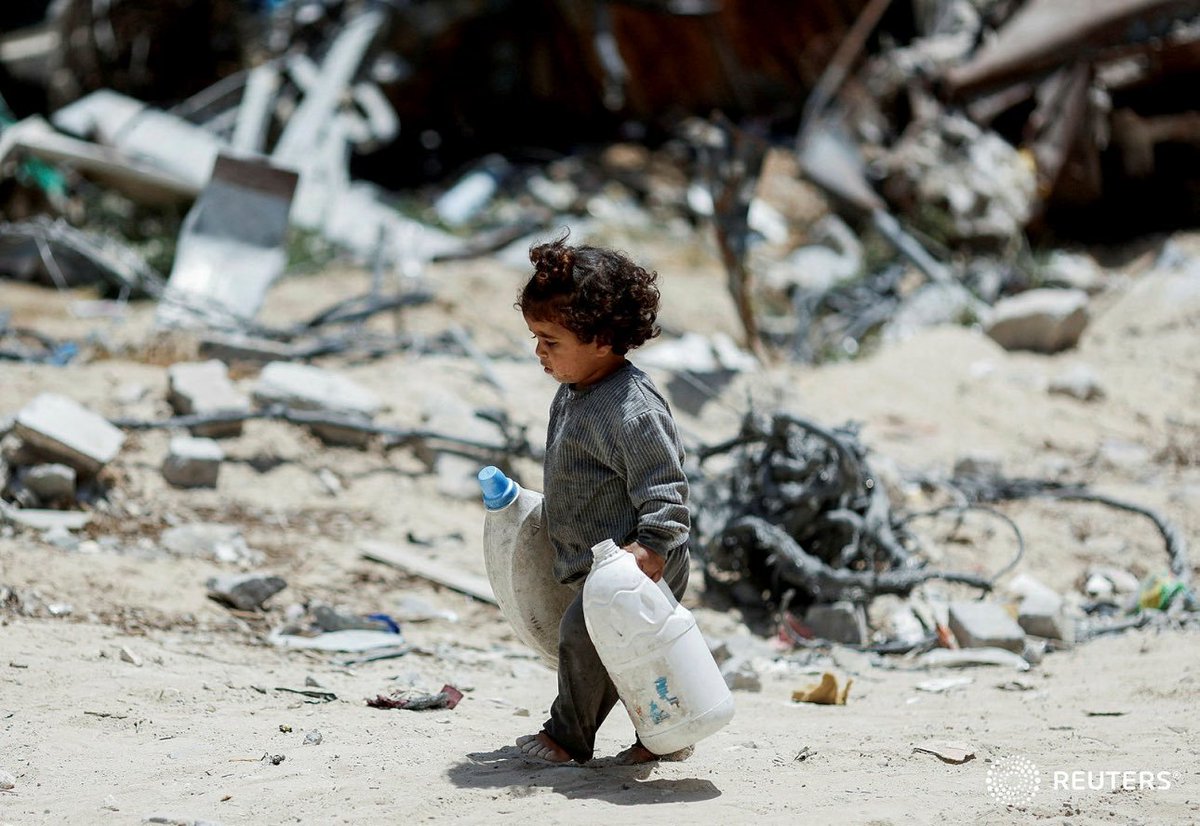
[622,541,665,582]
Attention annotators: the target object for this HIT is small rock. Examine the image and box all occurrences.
[1048,364,1104,401]
[0,768,15,789]
[22,463,76,502]
[985,288,1089,353]
[161,524,260,565]
[804,601,868,645]
[206,573,287,611]
[101,794,120,811]
[720,657,762,692]
[162,436,223,489]
[119,646,143,667]
[167,360,251,438]
[303,730,322,745]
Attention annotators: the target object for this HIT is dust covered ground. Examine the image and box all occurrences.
[2,225,1199,825]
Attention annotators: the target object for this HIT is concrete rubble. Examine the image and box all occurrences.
[167,360,252,438]
[162,436,224,489]
[12,393,124,476]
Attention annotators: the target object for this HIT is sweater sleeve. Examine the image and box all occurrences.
[613,409,690,555]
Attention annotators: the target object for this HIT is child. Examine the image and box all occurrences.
[513,234,691,766]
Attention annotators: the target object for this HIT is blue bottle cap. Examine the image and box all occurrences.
[478,465,518,510]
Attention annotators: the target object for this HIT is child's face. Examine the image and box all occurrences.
[525,316,623,387]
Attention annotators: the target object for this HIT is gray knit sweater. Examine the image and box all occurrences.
[542,362,690,584]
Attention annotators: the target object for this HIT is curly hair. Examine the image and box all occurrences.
[516,234,661,355]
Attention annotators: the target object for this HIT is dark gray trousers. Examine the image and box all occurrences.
[543,551,689,763]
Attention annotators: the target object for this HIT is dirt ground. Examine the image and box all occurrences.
[1,223,1198,825]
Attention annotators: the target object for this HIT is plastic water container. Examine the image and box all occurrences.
[583,539,734,755]
[478,466,575,667]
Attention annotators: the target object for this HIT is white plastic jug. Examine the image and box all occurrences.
[478,466,575,667]
[583,538,735,755]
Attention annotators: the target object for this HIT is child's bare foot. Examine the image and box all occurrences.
[516,731,572,764]
[615,743,694,765]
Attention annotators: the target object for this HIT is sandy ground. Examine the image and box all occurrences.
[2,223,1199,825]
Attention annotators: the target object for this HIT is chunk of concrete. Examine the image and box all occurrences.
[720,657,763,692]
[0,506,91,531]
[1048,364,1104,401]
[252,362,383,419]
[161,523,261,565]
[167,360,252,437]
[1017,588,1074,643]
[22,464,76,502]
[984,288,1089,353]
[206,573,287,611]
[804,601,868,645]
[948,601,1026,653]
[13,394,125,475]
[162,436,223,489]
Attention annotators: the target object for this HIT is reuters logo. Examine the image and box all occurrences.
[987,755,1041,805]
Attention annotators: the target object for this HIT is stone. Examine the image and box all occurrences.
[1017,589,1074,643]
[167,360,251,437]
[13,393,125,475]
[0,768,14,789]
[804,601,868,645]
[22,463,76,502]
[1048,364,1104,401]
[161,523,260,565]
[720,657,762,692]
[162,436,223,489]
[206,573,287,611]
[984,288,1089,353]
[1041,250,1106,293]
[252,362,383,419]
[948,601,1025,653]
[303,730,323,745]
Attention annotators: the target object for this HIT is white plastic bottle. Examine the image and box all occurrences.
[583,539,735,754]
[478,466,575,667]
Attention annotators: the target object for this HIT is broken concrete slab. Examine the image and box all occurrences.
[198,332,297,365]
[252,362,383,419]
[167,360,252,437]
[948,601,1026,653]
[13,393,125,475]
[206,573,287,611]
[0,503,91,531]
[984,288,1089,353]
[162,436,223,489]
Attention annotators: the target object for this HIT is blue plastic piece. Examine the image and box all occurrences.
[366,613,401,634]
[478,465,518,510]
